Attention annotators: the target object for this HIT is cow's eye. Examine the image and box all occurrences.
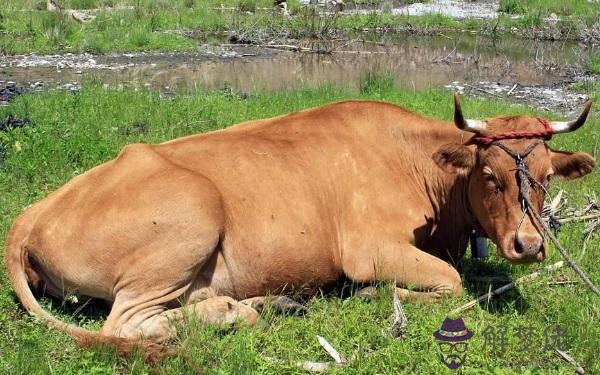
[483,174,502,193]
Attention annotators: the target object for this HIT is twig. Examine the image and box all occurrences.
[524,194,600,299]
[581,220,599,257]
[316,335,345,364]
[463,83,503,98]
[556,349,585,374]
[326,38,360,53]
[263,356,340,373]
[507,83,518,96]
[431,47,456,64]
[547,280,578,286]
[390,281,408,338]
[557,213,600,224]
[450,261,564,315]
[262,44,311,52]
[295,361,339,372]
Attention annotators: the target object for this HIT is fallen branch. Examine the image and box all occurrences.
[556,349,585,374]
[463,83,503,98]
[390,281,408,338]
[547,280,578,286]
[431,47,456,64]
[450,261,564,315]
[557,213,600,224]
[507,83,518,96]
[316,335,345,364]
[263,356,340,373]
[581,219,600,257]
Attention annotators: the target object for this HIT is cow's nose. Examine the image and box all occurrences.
[515,234,543,257]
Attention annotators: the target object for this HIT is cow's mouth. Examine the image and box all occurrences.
[499,234,546,263]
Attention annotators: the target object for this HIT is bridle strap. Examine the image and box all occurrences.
[490,140,547,243]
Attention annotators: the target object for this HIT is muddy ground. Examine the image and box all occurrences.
[0,32,596,114]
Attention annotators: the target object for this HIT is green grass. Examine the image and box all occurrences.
[499,0,600,17]
[590,54,600,75]
[0,0,597,55]
[0,81,599,374]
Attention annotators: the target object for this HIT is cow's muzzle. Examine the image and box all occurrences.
[502,233,546,263]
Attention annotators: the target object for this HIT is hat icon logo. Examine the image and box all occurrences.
[433,317,473,369]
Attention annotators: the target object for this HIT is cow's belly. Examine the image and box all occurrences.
[187,235,342,301]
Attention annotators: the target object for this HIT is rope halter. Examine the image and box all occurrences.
[489,139,548,246]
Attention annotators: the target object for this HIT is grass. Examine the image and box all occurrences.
[590,54,600,75]
[499,0,600,17]
[0,0,598,55]
[0,80,599,374]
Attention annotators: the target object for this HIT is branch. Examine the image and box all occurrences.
[450,261,564,315]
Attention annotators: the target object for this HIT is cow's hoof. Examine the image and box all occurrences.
[241,296,306,316]
[355,286,377,301]
[271,296,307,316]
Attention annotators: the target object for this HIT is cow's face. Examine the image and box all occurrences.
[433,96,595,263]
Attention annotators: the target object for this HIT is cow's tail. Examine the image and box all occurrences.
[5,216,173,362]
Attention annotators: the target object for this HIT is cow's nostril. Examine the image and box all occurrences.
[515,235,542,256]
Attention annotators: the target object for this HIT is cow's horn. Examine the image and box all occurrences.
[453,93,487,133]
[549,100,592,134]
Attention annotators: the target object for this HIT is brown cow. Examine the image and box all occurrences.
[5,96,595,355]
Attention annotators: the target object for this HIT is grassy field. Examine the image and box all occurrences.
[0,79,599,374]
[499,0,599,17]
[0,0,598,55]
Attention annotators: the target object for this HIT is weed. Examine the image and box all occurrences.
[590,54,600,75]
[238,0,257,13]
[499,0,526,14]
[360,71,396,95]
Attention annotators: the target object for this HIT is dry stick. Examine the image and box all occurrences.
[581,220,600,258]
[556,349,586,374]
[316,335,345,364]
[266,289,405,372]
[450,261,564,315]
[390,281,408,337]
[507,83,518,96]
[463,83,503,98]
[525,194,600,299]
[431,47,456,63]
[547,280,578,286]
[557,213,600,224]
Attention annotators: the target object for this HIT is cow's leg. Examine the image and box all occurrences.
[123,296,260,342]
[240,295,306,315]
[343,243,462,303]
[98,184,229,341]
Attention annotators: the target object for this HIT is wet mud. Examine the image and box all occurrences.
[0,32,594,113]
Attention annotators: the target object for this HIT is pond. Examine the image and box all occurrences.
[0,32,593,112]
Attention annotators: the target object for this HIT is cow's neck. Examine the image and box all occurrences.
[421,170,476,265]
[407,125,478,265]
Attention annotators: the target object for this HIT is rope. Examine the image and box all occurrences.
[474,117,555,145]
[523,193,600,298]
[489,140,600,299]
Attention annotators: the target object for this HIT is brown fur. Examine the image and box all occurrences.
[4,99,595,358]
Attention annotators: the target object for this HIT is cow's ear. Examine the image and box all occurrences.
[433,143,475,174]
[550,149,595,180]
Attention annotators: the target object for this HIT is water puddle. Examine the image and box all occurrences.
[0,32,593,112]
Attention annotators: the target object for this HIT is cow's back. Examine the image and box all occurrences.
[149,100,456,296]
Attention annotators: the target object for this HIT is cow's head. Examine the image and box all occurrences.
[433,95,595,263]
